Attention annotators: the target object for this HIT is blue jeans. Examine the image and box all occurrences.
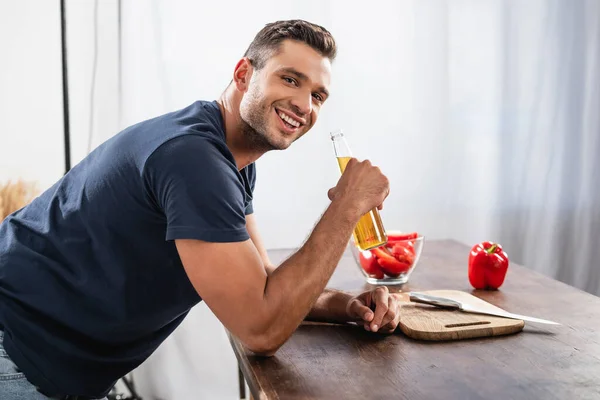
[0,331,107,400]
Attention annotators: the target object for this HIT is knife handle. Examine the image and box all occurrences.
[409,292,462,309]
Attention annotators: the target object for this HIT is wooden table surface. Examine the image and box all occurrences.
[229,240,600,400]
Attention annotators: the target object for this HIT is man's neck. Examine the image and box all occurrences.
[217,87,265,170]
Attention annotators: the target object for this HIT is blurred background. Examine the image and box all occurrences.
[1,0,598,398]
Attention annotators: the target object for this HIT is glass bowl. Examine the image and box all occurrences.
[349,234,424,285]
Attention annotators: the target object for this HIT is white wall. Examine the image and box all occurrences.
[0,1,64,187]
[65,0,120,164]
[0,0,119,187]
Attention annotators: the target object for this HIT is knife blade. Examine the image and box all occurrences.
[408,292,560,325]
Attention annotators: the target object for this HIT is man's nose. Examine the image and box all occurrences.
[291,92,312,117]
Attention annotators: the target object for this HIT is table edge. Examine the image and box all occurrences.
[227,331,275,400]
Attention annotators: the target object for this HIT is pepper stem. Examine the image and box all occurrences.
[486,244,498,254]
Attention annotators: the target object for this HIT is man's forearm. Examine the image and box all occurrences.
[306,289,354,323]
[258,198,359,350]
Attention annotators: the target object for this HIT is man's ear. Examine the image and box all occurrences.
[232,57,253,92]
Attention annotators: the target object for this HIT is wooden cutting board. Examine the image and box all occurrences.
[397,290,525,341]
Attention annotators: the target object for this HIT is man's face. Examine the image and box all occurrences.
[238,40,332,151]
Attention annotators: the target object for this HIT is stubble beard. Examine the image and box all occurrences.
[239,88,290,152]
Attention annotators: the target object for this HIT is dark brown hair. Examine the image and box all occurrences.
[243,20,337,69]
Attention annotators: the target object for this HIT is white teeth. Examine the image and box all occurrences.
[278,111,300,128]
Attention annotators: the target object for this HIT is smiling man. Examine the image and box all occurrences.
[0,20,398,399]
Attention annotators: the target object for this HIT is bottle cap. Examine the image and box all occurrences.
[330,129,344,140]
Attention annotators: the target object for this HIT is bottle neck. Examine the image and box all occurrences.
[331,130,352,158]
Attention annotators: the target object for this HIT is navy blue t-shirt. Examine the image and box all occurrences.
[0,100,255,397]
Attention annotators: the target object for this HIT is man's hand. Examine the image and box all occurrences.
[346,287,401,333]
[327,158,389,215]
[307,286,401,334]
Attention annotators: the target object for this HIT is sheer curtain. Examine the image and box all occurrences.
[111,1,599,398]
[495,0,600,295]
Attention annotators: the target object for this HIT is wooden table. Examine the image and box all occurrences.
[229,240,600,399]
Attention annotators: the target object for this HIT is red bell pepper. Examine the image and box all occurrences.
[372,247,411,277]
[385,232,418,257]
[468,242,509,290]
[387,231,418,241]
[378,257,411,276]
[391,243,415,264]
[359,250,384,279]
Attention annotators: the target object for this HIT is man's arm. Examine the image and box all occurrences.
[247,214,353,322]
[245,213,277,275]
[176,159,389,355]
[246,214,355,322]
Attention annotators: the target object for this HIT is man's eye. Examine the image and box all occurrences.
[312,93,323,102]
[283,76,298,86]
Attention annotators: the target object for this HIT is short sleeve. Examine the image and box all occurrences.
[143,135,250,243]
[245,202,254,215]
[243,163,256,215]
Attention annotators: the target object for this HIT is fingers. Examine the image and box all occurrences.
[347,289,401,334]
[370,286,389,332]
[382,181,390,201]
[327,187,336,201]
[378,297,399,333]
[378,296,395,328]
[333,157,389,216]
[347,298,374,322]
[378,294,402,333]
[378,185,389,210]
[347,157,359,168]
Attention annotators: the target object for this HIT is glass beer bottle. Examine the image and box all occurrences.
[330,129,387,251]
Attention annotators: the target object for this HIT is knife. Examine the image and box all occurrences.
[408,292,561,325]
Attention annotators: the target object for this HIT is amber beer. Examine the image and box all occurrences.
[331,130,387,251]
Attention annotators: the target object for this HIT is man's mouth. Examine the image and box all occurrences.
[275,108,303,132]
